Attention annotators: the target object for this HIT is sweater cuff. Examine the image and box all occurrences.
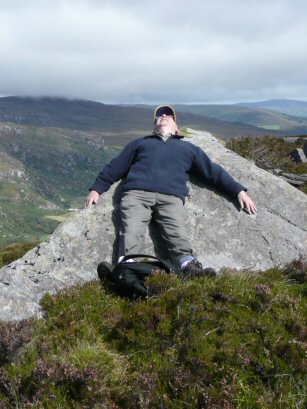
[233,184,247,197]
[89,185,104,195]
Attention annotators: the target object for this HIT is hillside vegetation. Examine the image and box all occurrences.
[0,259,306,408]
[225,135,307,194]
[0,241,40,267]
[0,123,118,245]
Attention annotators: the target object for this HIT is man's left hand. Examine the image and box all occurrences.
[238,191,258,214]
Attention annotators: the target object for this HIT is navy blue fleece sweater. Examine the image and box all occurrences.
[90,134,246,202]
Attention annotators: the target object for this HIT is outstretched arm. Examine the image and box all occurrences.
[86,138,139,206]
[192,146,257,215]
[238,190,257,214]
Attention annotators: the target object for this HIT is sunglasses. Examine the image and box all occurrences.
[155,114,174,119]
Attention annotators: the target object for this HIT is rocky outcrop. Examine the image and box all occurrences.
[269,169,307,187]
[288,141,307,163]
[1,129,306,322]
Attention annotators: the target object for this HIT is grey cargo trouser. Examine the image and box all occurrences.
[119,190,193,264]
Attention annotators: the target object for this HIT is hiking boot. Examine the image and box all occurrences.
[203,267,217,278]
[181,259,204,278]
[181,259,217,279]
[97,261,113,280]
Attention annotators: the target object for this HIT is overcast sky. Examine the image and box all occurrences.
[1,0,307,104]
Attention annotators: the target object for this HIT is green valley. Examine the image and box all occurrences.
[0,122,118,245]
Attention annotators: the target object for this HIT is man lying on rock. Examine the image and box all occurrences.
[86,105,257,277]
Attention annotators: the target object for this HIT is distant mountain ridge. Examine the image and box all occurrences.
[129,100,307,135]
[0,96,152,133]
[0,96,280,140]
[236,99,307,119]
[173,103,307,134]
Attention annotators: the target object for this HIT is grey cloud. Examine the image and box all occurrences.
[0,0,307,103]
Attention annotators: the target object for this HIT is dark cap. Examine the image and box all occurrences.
[154,105,176,123]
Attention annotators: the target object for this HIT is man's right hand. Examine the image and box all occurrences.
[86,190,100,206]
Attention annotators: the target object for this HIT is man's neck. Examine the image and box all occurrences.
[154,129,172,138]
[154,126,173,138]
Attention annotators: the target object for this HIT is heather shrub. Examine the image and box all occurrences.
[0,241,39,268]
[0,262,306,408]
[226,135,307,195]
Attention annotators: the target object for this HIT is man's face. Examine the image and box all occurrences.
[155,114,178,134]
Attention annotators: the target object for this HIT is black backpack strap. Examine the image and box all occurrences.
[119,254,177,273]
[119,254,161,263]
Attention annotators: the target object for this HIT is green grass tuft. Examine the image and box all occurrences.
[180,128,193,137]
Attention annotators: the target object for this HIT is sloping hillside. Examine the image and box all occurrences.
[237,99,307,119]
[0,122,118,245]
[0,146,60,245]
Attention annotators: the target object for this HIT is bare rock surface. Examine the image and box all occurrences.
[1,129,306,322]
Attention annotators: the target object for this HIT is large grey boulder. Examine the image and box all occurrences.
[1,129,306,322]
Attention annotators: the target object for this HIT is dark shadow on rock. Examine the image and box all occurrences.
[111,183,124,265]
